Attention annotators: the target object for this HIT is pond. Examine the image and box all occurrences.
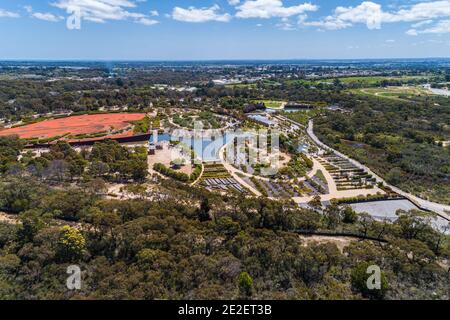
[430,88,450,97]
[423,84,450,97]
[350,199,449,234]
[150,132,241,161]
[248,114,274,126]
[283,108,311,113]
[150,130,281,162]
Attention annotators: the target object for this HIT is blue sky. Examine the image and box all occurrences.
[0,0,449,60]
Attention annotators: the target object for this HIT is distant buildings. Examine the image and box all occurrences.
[212,76,264,86]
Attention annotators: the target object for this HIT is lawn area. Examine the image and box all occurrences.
[285,79,316,86]
[252,100,285,109]
[282,109,321,125]
[313,170,327,185]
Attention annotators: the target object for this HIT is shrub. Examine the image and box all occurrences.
[153,163,189,182]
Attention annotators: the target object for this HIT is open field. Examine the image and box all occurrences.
[225,83,257,89]
[224,80,280,89]
[336,75,428,85]
[286,75,430,87]
[252,100,285,109]
[0,113,146,139]
[350,86,433,100]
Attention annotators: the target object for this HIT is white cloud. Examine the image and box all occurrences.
[136,17,158,25]
[407,19,450,35]
[52,0,157,25]
[299,1,383,30]
[150,10,159,17]
[235,0,318,19]
[411,20,433,28]
[406,29,418,36]
[334,1,383,29]
[299,0,450,34]
[299,14,351,30]
[172,5,231,23]
[277,23,295,30]
[228,0,241,5]
[33,12,63,22]
[0,9,20,18]
[25,6,63,22]
[384,1,450,23]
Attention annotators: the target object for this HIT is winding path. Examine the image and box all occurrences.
[217,125,381,202]
[218,144,262,196]
[307,119,450,221]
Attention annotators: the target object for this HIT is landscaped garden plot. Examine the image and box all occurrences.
[170,110,228,129]
[200,163,246,193]
[310,172,329,194]
[319,154,376,190]
[252,100,285,109]
[201,163,231,178]
[241,176,302,198]
[202,177,245,192]
[303,180,324,196]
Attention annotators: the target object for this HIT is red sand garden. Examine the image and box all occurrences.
[0,113,146,140]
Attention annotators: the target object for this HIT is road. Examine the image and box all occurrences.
[307,120,450,221]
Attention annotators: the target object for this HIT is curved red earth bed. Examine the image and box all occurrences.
[0,113,146,139]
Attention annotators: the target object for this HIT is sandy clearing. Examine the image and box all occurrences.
[299,235,355,253]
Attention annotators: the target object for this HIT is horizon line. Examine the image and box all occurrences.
[1,57,450,63]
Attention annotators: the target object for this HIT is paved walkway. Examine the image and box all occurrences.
[219,139,382,202]
[218,144,262,196]
[308,158,337,194]
[307,120,450,221]
[190,163,204,186]
[293,156,385,204]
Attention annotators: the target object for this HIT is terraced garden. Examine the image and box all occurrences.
[171,111,227,129]
[318,154,376,191]
[200,163,246,193]
[238,175,325,199]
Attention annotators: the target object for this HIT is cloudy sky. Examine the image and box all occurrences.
[1,0,450,59]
